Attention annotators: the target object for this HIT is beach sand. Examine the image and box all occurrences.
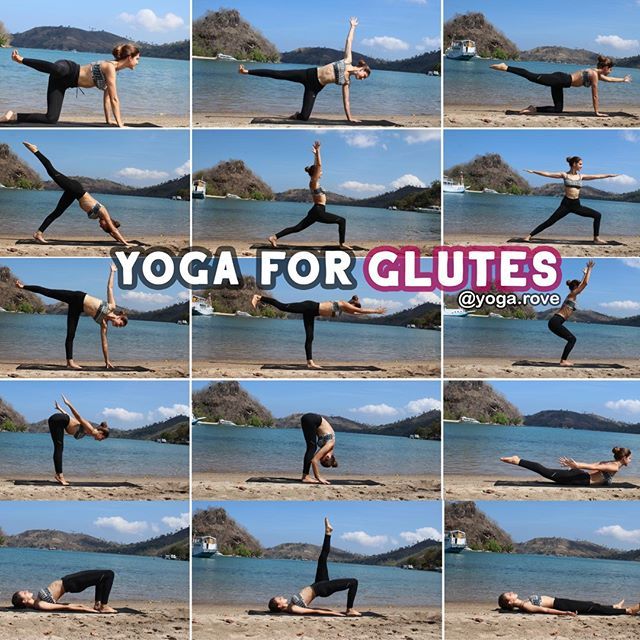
[193,472,441,501]
[0,360,188,379]
[445,602,640,640]
[192,604,441,640]
[193,113,440,128]
[0,114,189,128]
[1,600,189,640]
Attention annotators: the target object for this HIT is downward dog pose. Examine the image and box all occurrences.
[1,44,140,126]
[268,518,360,616]
[500,447,631,486]
[252,294,385,369]
[301,413,337,484]
[269,141,350,249]
[524,157,618,243]
[490,56,631,116]
[12,570,117,613]
[498,591,640,616]
[15,264,128,370]
[239,17,370,122]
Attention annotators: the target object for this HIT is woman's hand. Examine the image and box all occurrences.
[623,75,632,83]
[317,477,331,485]
[585,260,595,271]
[560,610,577,616]
[110,264,117,273]
[559,457,578,469]
[312,140,321,154]
[105,361,115,370]
[349,17,359,28]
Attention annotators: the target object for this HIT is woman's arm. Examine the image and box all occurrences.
[54,400,70,417]
[35,601,98,613]
[100,324,114,369]
[102,91,113,126]
[343,17,358,63]
[289,604,345,616]
[341,84,358,123]
[518,602,576,616]
[61,395,99,435]
[312,141,322,170]
[590,80,605,116]
[572,260,594,294]
[600,74,632,83]
[559,457,619,473]
[101,213,131,246]
[310,441,334,484]
[107,264,117,308]
[341,301,385,315]
[524,169,564,179]
[103,65,124,128]
[581,173,619,181]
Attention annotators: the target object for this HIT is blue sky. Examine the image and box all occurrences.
[476,501,640,550]
[194,0,441,59]
[3,131,190,187]
[194,501,441,553]
[445,130,640,194]
[445,0,640,55]
[193,380,441,425]
[1,501,189,543]
[4,1,190,44]
[0,380,188,429]
[194,129,440,197]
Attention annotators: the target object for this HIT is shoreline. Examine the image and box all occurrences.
[0,114,188,128]
[0,359,188,379]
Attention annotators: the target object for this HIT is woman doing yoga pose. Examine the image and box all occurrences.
[500,447,631,486]
[301,413,337,485]
[269,518,360,616]
[498,591,640,616]
[239,17,370,122]
[268,141,350,249]
[15,264,128,370]
[1,44,140,126]
[22,142,131,245]
[252,294,385,369]
[12,569,117,613]
[490,55,631,116]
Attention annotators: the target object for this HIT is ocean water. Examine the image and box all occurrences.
[444,422,640,477]
[446,551,640,604]
[0,48,189,119]
[0,432,188,478]
[193,555,441,606]
[193,198,440,246]
[444,316,640,361]
[443,192,640,238]
[193,59,441,116]
[0,314,188,362]
[0,547,188,602]
[0,189,189,239]
[192,315,440,362]
[193,424,440,476]
[444,58,639,109]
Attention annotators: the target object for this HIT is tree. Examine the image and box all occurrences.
[0,21,11,47]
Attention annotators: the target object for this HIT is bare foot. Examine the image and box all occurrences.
[345,608,362,617]
[22,141,38,153]
[95,604,117,613]
[560,360,574,367]
[66,360,83,370]
[522,235,532,242]
[33,231,48,244]
[518,105,537,115]
[14,279,24,289]
[339,243,353,250]
[302,476,320,484]
[614,599,625,609]
[593,238,607,244]
[238,65,248,74]
[251,294,261,310]
[307,360,323,370]
[268,235,278,248]
[500,456,520,465]
[490,63,508,71]
[12,50,23,64]
[54,474,70,486]
[0,110,15,123]
[324,517,333,535]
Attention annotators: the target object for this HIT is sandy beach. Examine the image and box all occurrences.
[193,472,440,501]
[193,113,440,128]
[1,600,189,640]
[192,604,440,640]
[0,360,188,379]
[0,114,189,128]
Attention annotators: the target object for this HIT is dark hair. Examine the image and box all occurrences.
[349,295,362,309]
[305,165,320,178]
[12,592,27,609]
[113,43,140,60]
[268,597,282,612]
[597,55,614,69]
[98,422,110,439]
[566,156,582,168]
[498,593,514,610]
[356,59,371,76]
[566,279,581,291]
[320,455,338,468]
[100,218,121,234]
[613,447,631,460]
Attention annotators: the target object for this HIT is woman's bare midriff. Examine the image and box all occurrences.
[317,64,335,85]
[77,64,98,89]
[569,69,592,87]
[46,580,64,600]
[78,193,100,210]
[83,293,102,316]
[317,302,335,317]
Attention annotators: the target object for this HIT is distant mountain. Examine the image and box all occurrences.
[43,175,190,200]
[0,266,46,313]
[0,397,28,432]
[275,189,355,205]
[515,537,618,559]
[445,153,531,195]
[341,301,441,329]
[531,184,615,200]
[444,381,523,425]
[192,381,275,426]
[192,507,262,557]
[519,46,599,65]
[444,501,513,552]
[194,160,273,200]
[534,308,616,324]
[444,12,518,60]
[113,416,189,444]
[524,410,640,434]
[350,185,440,210]
[0,143,42,189]
[44,301,188,323]
[263,543,360,563]
[618,55,640,69]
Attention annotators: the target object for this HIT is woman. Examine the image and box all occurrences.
[239,17,370,122]
[498,591,639,616]
[268,518,360,616]
[15,264,128,370]
[12,570,117,613]
[301,413,337,485]
[546,260,594,366]
[22,142,131,246]
[523,157,619,243]
[251,293,385,369]
[1,44,140,126]
[490,55,631,116]
[268,141,350,249]
[500,447,631,486]
[48,394,110,486]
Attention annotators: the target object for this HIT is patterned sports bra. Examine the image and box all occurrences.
[563,174,582,189]
[91,62,107,90]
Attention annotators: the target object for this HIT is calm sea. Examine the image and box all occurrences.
[193,59,440,116]
[0,48,189,119]
[193,424,439,476]
[0,547,188,602]
[193,555,441,606]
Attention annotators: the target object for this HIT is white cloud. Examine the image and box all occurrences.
[122,291,174,304]
[117,167,169,181]
[603,174,637,186]
[605,399,640,413]
[341,531,389,548]
[622,259,640,269]
[362,36,410,51]
[102,407,144,422]
[178,291,190,300]
[621,131,640,142]
[400,527,442,544]
[595,35,639,51]
[404,130,440,144]
[361,297,404,312]
[156,404,190,419]
[596,524,640,543]
[340,180,386,193]
[409,291,441,306]
[118,9,184,32]
[407,0,427,4]
[416,36,441,51]
[391,174,426,189]
[175,160,190,176]
[349,403,399,416]
[340,132,379,148]
[94,516,148,534]
[161,513,190,530]
[600,300,640,311]
[406,397,441,413]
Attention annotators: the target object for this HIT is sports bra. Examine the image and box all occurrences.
[37,587,56,604]
[73,427,86,440]
[317,432,335,447]
[600,467,615,485]
[312,186,326,196]
[91,62,108,91]
[93,300,110,324]
[331,301,342,317]
[563,174,582,189]
[581,70,592,88]
[562,297,576,310]
[290,593,306,607]
[528,594,542,606]
[332,59,348,85]
[86,202,103,219]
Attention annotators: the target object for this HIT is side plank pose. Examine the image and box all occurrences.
[498,591,640,616]
[500,447,632,486]
[1,45,141,126]
[251,294,385,369]
[268,141,350,249]
[48,394,110,486]
[524,157,618,243]
[12,570,117,613]
[239,17,370,122]
[490,56,631,116]
[22,142,131,246]
[15,264,128,370]
[268,518,360,616]
[301,413,337,484]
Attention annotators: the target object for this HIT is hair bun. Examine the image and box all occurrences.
[565,280,571,286]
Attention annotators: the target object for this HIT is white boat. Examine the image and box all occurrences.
[443,306,470,317]
[216,53,238,61]
[226,193,241,199]
[217,419,237,426]
[483,188,498,194]
[445,40,477,60]
[443,174,465,194]
[192,179,206,199]
[192,536,219,558]
[192,415,208,425]
[445,530,467,553]
[192,295,214,316]
[460,416,480,423]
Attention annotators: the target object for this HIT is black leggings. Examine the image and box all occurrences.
[301,413,322,475]
[553,597,627,615]
[61,570,115,604]
[33,150,86,232]
[276,204,346,244]
[259,297,319,360]
[506,66,573,113]
[48,412,70,475]
[548,314,577,362]
[22,285,86,359]
[17,59,80,124]
[518,459,590,486]
[248,67,324,121]
[530,197,601,238]
[309,534,358,609]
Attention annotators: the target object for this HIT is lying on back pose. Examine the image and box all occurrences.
[498,591,640,616]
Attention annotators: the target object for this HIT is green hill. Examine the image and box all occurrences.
[445,153,531,194]
[192,381,274,426]
[194,160,273,200]
[444,12,518,60]
[445,501,514,552]
[444,381,523,425]
[192,507,262,557]
[0,143,42,189]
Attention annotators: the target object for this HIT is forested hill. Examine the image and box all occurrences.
[445,153,531,194]
[444,12,518,59]
[0,144,42,189]
[43,175,190,200]
[192,381,275,426]
[444,381,523,425]
[524,409,640,434]
[444,501,513,552]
